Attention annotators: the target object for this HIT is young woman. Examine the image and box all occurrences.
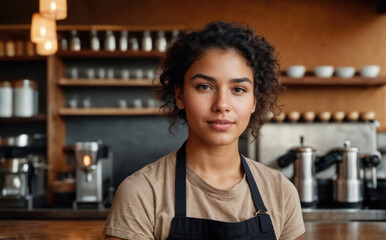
[104,21,305,240]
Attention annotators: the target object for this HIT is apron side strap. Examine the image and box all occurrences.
[175,142,187,217]
[241,154,268,212]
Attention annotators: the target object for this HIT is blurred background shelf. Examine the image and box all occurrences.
[58,107,166,116]
[56,50,165,58]
[0,115,47,122]
[58,78,157,87]
[0,56,46,62]
[280,76,386,86]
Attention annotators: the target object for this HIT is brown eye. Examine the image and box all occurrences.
[197,84,212,91]
[233,87,246,94]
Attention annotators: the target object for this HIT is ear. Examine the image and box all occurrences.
[174,85,185,110]
[251,97,257,113]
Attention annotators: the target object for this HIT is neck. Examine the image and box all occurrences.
[185,138,243,182]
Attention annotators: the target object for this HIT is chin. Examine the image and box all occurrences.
[204,134,239,147]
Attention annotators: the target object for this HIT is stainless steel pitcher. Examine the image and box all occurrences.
[333,140,364,208]
[277,136,318,208]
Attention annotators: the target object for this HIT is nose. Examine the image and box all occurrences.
[211,88,230,113]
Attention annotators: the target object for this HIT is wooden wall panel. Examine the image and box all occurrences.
[1,0,385,128]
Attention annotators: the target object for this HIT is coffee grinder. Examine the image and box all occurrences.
[73,141,113,209]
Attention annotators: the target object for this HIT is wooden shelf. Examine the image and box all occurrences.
[0,114,46,122]
[58,107,167,116]
[0,56,46,62]
[0,24,188,31]
[56,24,188,31]
[56,50,165,58]
[280,76,386,86]
[58,78,158,87]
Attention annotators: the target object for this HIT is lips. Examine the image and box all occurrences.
[207,119,235,131]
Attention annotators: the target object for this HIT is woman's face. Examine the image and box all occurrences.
[175,48,256,147]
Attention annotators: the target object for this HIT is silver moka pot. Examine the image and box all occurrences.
[333,140,364,208]
[277,136,318,208]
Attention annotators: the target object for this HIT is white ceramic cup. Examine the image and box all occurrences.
[134,69,143,79]
[360,65,380,78]
[336,67,356,78]
[121,69,130,80]
[133,99,143,108]
[98,68,106,79]
[69,67,78,79]
[314,66,334,78]
[117,99,127,108]
[107,68,115,79]
[86,68,95,79]
[286,66,306,78]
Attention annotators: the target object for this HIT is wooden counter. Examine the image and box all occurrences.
[0,220,385,239]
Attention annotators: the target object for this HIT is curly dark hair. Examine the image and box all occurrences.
[156,21,282,138]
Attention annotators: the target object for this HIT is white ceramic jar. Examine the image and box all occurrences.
[142,30,152,52]
[156,31,167,52]
[70,30,81,51]
[105,30,116,52]
[119,31,128,51]
[13,79,38,117]
[0,80,13,117]
[90,30,100,51]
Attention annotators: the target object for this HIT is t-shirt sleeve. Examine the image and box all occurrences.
[103,173,155,240]
[279,175,305,240]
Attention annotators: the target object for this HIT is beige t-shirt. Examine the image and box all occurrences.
[104,150,305,240]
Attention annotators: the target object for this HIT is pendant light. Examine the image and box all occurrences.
[39,0,67,20]
[30,13,57,43]
[36,38,58,55]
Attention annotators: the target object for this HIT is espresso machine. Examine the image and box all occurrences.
[0,155,47,209]
[277,136,318,208]
[72,141,113,209]
[315,140,381,208]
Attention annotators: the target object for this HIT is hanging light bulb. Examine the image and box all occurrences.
[39,0,67,20]
[36,38,58,55]
[30,13,57,43]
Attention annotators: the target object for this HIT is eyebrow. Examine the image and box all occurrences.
[190,73,253,85]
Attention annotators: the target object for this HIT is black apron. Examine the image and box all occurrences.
[167,143,277,240]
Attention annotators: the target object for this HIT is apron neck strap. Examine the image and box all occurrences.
[174,141,268,217]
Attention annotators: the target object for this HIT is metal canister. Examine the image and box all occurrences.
[13,79,39,117]
[334,140,363,207]
[291,137,318,207]
[277,136,318,208]
[0,80,13,117]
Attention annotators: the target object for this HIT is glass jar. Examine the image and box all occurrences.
[70,30,81,51]
[168,29,179,47]
[156,31,167,52]
[15,40,24,56]
[90,30,100,51]
[13,79,39,117]
[60,35,68,51]
[0,80,13,117]
[119,30,128,51]
[25,41,35,56]
[129,36,139,51]
[142,30,152,52]
[5,40,15,57]
[105,30,116,52]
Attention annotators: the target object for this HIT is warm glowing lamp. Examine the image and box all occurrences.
[39,0,67,20]
[82,155,92,167]
[36,38,58,55]
[30,13,57,43]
